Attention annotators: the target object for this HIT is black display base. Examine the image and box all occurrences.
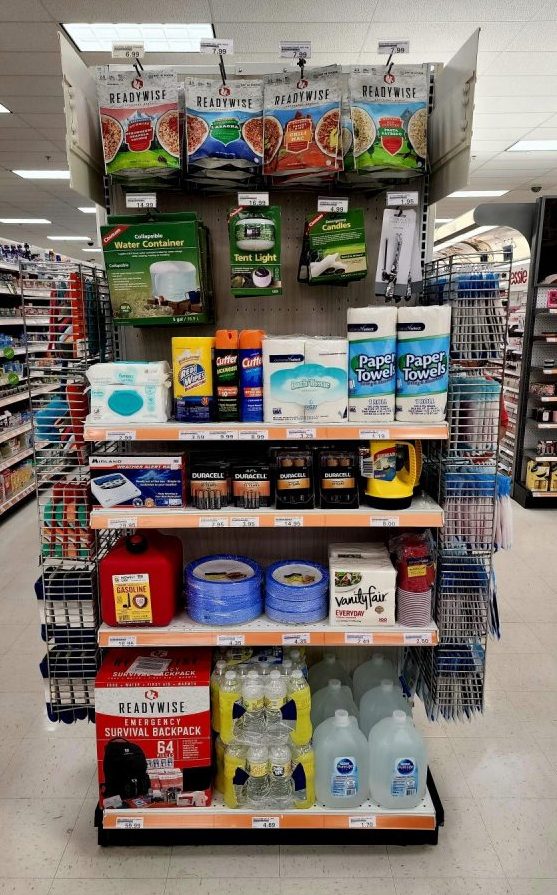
[513,482,557,508]
[95,768,444,848]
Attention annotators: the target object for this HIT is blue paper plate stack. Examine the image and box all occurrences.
[265,561,329,624]
[185,555,263,626]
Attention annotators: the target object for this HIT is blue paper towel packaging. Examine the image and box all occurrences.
[395,305,451,422]
[348,306,397,423]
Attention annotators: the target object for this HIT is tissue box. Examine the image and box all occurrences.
[329,543,396,627]
[90,455,186,509]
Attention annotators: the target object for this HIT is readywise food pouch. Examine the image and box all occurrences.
[97,68,181,180]
[263,66,341,177]
[185,78,264,171]
[349,65,428,175]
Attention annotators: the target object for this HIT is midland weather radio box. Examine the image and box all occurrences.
[89,455,186,509]
[95,648,212,810]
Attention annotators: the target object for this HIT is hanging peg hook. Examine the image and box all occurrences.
[219,53,227,88]
[297,54,306,82]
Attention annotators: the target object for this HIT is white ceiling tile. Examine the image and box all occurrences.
[362,22,521,54]
[480,51,557,77]
[473,95,557,114]
[517,128,557,140]
[44,0,212,20]
[506,22,557,50]
[0,97,67,114]
[216,22,367,54]
[211,0,376,23]
[472,127,535,141]
[372,0,545,21]
[0,54,62,77]
[0,1,51,21]
[477,76,557,97]
[19,114,67,130]
[0,23,61,52]
[0,77,63,96]
[470,140,517,152]
[472,112,553,129]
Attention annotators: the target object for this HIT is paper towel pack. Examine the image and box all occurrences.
[395,305,451,422]
[348,306,397,423]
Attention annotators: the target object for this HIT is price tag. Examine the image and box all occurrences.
[252,816,280,829]
[112,42,145,60]
[274,516,304,528]
[348,815,376,829]
[107,635,137,647]
[238,192,269,207]
[358,428,389,440]
[286,428,316,440]
[115,816,144,829]
[106,430,136,441]
[378,40,409,55]
[199,517,229,528]
[239,429,268,441]
[369,516,399,528]
[126,193,157,210]
[178,430,210,441]
[215,430,238,441]
[344,632,373,645]
[230,517,260,528]
[217,634,245,647]
[108,517,138,530]
[200,38,234,55]
[280,41,311,60]
[282,632,311,646]
[317,197,349,214]
[386,191,419,208]
[404,632,433,646]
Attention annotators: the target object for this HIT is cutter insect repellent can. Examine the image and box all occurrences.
[239,329,265,422]
[214,330,240,422]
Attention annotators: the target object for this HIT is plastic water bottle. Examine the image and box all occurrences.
[287,668,313,746]
[359,680,411,738]
[287,647,308,677]
[313,710,360,751]
[291,742,315,809]
[315,709,369,808]
[245,744,270,805]
[241,678,265,735]
[214,735,225,792]
[210,659,227,733]
[353,654,397,706]
[219,669,241,744]
[264,669,287,729]
[310,679,359,729]
[368,710,427,809]
[269,743,293,806]
[280,658,293,677]
[223,742,247,808]
[308,652,351,693]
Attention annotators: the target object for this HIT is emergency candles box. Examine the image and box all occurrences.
[329,544,396,626]
[89,455,186,509]
[95,649,213,809]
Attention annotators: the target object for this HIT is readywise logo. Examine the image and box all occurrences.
[398,351,447,383]
[145,689,158,700]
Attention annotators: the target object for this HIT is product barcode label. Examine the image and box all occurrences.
[178,430,210,441]
[107,635,137,647]
[106,430,136,441]
[274,516,304,528]
[216,634,246,647]
[231,517,260,528]
[348,815,376,829]
[317,196,349,214]
[282,632,311,645]
[358,428,389,440]
[199,517,229,528]
[404,632,433,646]
[126,656,171,675]
[108,516,138,530]
[369,516,399,528]
[238,429,268,441]
[251,816,280,829]
[286,428,316,440]
[344,632,373,645]
[115,816,144,829]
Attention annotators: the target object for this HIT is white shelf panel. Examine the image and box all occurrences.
[0,447,33,472]
[0,481,34,515]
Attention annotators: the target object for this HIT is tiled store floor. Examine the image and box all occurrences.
[0,499,556,895]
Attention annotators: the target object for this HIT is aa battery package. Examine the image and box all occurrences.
[232,463,271,508]
[298,210,368,285]
[228,206,282,296]
[90,455,186,509]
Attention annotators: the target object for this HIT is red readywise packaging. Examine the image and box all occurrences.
[95,648,213,809]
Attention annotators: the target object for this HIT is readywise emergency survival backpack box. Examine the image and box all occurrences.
[95,648,212,809]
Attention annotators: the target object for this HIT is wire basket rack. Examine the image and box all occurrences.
[417,252,510,721]
[23,260,117,722]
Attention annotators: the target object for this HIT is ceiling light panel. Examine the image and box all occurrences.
[13,170,70,179]
[63,23,213,53]
[508,140,557,152]
[0,218,51,223]
[78,207,97,214]
[448,190,509,198]
[47,236,91,241]
[0,103,11,114]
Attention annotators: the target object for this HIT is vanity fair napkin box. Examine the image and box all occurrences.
[328,543,396,626]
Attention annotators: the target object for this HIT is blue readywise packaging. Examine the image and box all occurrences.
[185,78,264,169]
[89,455,185,509]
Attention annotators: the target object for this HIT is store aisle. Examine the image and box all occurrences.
[0,500,555,894]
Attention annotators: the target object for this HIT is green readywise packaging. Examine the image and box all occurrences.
[228,206,282,296]
[101,212,213,325]
[298,209,367,285]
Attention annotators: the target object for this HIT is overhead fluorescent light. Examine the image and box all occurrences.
[448,190,508,198]
[82,248,102,252]
[63,22,213,53]
[13,170,70,180]
[47,236,91,242]
[508,139,557,152]
[434,225,496,251]
[435,218,453,224]
[0,218,51,224]
[0,103,11,114]
[78,206,97,214]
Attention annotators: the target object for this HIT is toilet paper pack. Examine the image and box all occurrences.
[263,337,305,423]
[396,305,451,422]
[304,338,348,423]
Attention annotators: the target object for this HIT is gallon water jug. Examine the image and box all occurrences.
[359,680,411,738]
[313,710,359,751]
[308,652,351,693]
[368,710,427,809]
[315,709,369,808]
[352,653,397,706]
[311,679,359,729]
[99,530,183,627]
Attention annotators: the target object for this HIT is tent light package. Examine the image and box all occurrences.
[101,212,214,326]
[95,649,213,810]
[299,210,368,285]
[89,455,186,509]
[228,206,282,296]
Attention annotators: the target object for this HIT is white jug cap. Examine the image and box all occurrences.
[334,710,350,726]
[381,679,394,690]
[324,653,336,664]
[329,679,341,690]
[393,710,407,722]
